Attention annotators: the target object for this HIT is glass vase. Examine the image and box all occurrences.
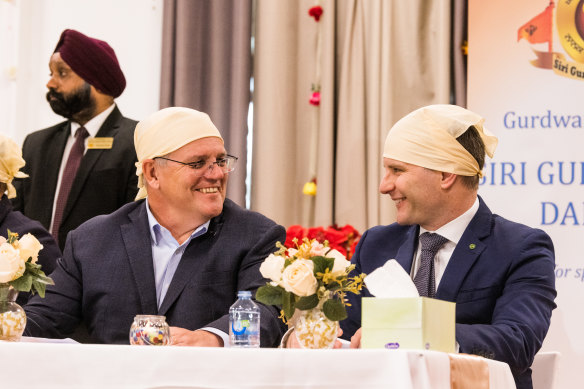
[293,308,339,349]
[0,283,26,341]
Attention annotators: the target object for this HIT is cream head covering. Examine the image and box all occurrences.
[0,135,28,199]
[134,107,223,200]
[383,104,498,177]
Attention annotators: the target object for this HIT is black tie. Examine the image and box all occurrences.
[414,232,449,298]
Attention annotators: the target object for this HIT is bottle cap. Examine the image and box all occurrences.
[237,290,252,298]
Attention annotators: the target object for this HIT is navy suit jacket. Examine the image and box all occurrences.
[0,195,61,305]
[24,198,287,347]
[341,197,556,389]
[12,106,138,250]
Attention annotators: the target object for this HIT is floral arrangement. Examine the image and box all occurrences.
[285,224,361,260]
[0,230,53,297]
[256,238,365,323]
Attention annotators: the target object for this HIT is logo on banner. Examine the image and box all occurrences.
[518,0,584,80]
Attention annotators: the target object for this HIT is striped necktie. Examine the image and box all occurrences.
[413,232,449,298]
[51,126,89,243]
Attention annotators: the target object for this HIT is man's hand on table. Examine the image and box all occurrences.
[169,327,223,347]
[350,328,362,348]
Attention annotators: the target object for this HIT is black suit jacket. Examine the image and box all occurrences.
[24,199,287,347]
[0,195,61,305]
[12,106,138,250]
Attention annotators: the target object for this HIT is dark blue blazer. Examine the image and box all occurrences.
[0,195,61,305]
[24,198,287,347]
[341,197,556,389]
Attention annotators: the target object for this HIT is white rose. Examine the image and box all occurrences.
[327,248,350,274]
[281,259,318,297]
[18,233,43,264]
[0,242,25,283]
[259,254,285,283]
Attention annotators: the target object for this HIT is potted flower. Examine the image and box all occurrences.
[0,230,54,341]
[256,238,365,348]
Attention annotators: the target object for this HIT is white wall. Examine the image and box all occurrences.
[0,0,163,145]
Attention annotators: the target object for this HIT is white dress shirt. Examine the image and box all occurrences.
[411,197,480,288]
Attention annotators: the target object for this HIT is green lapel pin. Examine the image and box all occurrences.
[469,243,476,250]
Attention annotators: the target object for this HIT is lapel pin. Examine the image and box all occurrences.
[469,243,476,250]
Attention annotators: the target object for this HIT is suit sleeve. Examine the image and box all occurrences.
[340,229,373,340]
[23,236,83,339]
[205,223,287,347]
[13,219,62,306]
[456,228,556,376]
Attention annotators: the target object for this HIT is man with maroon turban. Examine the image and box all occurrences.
[13,29,138,251]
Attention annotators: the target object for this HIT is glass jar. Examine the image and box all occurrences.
[129,315,170,345]
[0,283,26,341]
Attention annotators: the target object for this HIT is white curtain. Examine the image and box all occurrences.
[252,0,451,232]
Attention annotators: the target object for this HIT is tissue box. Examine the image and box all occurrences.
[361,297,455,352]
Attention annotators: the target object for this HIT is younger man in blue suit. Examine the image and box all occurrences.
[24,107,286,347]
[341,105,556,389]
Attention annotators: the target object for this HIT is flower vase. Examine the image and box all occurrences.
[293,308,339,349]
[0,284,26,341]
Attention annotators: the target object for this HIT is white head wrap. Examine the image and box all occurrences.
[383,104,498,177]
[134,107,223,200]
[0,135,28,199]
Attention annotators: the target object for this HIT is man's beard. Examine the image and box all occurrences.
[46,83,95,122]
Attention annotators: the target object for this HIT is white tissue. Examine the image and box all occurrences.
[364,259,419,298]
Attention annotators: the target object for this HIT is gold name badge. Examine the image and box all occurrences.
[87,137,114,149]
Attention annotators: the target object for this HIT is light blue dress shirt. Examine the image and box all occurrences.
[145,200,229,346]
[145,200,209,308]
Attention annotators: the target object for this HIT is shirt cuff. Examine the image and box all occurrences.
[200,327,229,347]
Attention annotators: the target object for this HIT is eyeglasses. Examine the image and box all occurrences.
[154,155,238,175]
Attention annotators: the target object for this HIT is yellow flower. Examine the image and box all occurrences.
[302,181,317,196]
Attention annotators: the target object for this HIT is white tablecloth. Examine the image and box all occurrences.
[0,342,516,389]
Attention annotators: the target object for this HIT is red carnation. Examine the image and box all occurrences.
[324,227,347,247]
[308,5,324,22]
[307,226,326,242]
[309,91,321,106]
[285,225,307,248]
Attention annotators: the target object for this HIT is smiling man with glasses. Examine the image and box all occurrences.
[24,107,287,347]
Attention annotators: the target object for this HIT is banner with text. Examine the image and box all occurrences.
[469,1,584,387]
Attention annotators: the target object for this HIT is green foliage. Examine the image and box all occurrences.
[256,284,283,306]
[295,294,319,310]
[322,298,348,321]
[282,290,295,319]
[311,256,335,275]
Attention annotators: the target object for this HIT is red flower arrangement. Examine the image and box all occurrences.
[285,224,361,260]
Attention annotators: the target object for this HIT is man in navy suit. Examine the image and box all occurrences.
[340,105,556,389]
[24,107,286,347]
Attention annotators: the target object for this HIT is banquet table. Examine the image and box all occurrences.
[0,341,516,389]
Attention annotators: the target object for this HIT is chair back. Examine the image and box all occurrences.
[531,351,560,389]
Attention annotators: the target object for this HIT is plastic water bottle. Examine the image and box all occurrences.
[229,290,260,347]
